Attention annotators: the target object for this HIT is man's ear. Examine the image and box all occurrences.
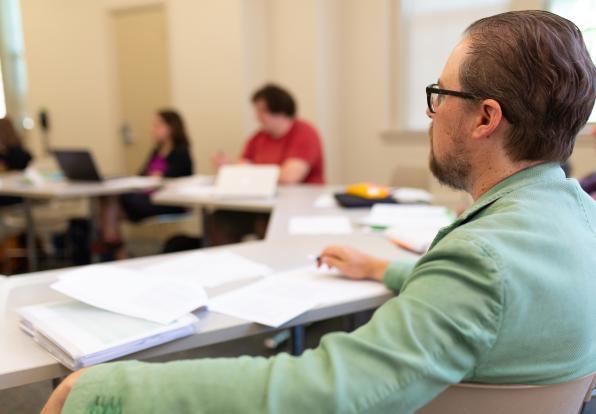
[471,99,503,140]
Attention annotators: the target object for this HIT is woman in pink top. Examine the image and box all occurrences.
[98,110,193,259]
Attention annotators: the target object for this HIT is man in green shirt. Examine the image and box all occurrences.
[43,10,596,414]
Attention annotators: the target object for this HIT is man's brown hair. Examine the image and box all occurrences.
[252,84,296,117]
[462,10,596,163]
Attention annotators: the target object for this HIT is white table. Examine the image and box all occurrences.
[0,175,161,271]
[0,235,417,390]
[152,177,280,246]
[152,184,359,245]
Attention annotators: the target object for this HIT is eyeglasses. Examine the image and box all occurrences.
[426,83,481,113]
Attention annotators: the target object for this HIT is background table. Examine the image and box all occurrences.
[0,175,161,270]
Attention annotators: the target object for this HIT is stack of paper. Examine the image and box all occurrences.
[19,301,198,370]
[52,265,208,324]
[209,267,390,327]
[360,204,453,254]
[140,251,273,288]
[288,215,353,235]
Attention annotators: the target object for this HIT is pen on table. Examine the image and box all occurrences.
[307,254,322,266]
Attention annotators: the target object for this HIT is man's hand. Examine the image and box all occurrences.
[41,369,87,414]
[318,245,388,282]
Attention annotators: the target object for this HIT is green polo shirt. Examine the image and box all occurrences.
[63,163,596,414]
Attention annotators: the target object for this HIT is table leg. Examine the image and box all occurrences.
[24,199,38,272]
[201,207,210,247]
[290,325,306,356]
[51,376,64,390]
[88,197,100,263]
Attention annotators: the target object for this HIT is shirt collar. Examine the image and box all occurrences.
[428,162,565,250]
[458,162,564,223]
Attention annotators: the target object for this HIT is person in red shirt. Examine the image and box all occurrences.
[213,84,325,184]
[209,84,325,244]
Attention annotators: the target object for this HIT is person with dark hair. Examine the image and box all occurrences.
[213,83,324,184]
[43,11,596,414]
[209,84,325,245]
[0,117,33,206]
[97,110,193,259]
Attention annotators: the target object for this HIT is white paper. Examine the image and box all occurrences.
[174,185,217,197]
[360,204,451,228]
[209,266,389,327]
[51,265,208,324]
[209,287,317,328]
[313,194,338,208]
[385,225,445,254]
[141,251,273,287]
[392,187,433,204]
[288,215,353,235]
[265,266,391,306]
[360,204,452,254]
[24,167,47,186]
[105,176,161,189]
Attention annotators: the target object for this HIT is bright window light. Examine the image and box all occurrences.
[550,0,596,123]
[0,60,6,118]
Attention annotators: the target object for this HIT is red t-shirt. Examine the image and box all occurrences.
[240,119,325,184]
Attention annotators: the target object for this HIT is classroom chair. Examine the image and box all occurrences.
[416,372,596,414]
[123,210,201,257]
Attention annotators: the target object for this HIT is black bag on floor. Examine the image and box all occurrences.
[162,235,202,253]
[66,218,91,265]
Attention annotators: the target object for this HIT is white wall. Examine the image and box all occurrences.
[167,0,247,175]
[20,0,123,175]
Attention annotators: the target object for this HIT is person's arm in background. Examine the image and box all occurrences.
[278,126,322,184]
[46,237,503,414]
[211,137,256,172]
[278,158,311,184]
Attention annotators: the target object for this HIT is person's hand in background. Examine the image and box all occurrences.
[210,150,231,173]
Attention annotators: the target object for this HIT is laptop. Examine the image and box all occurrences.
[214,165,280,198]
[53,150,103,182]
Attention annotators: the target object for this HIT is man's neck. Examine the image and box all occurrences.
[269,118,294,138]
[469,159,545,200]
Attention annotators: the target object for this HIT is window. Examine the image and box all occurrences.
[0,59,6,118]
[398,0,509,131]
[550,0,596,123]
[0,0,28,123]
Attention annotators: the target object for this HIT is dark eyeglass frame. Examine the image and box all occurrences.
[426,83,481,113]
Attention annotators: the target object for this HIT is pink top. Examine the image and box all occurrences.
[146,154,168,176]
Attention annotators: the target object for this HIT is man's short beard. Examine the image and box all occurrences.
[428,123,471,191]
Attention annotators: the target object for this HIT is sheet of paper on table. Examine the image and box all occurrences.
[52,264,208,324]
[140,251,273,288]
[209,266,390,327]
[288,215,353,235]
